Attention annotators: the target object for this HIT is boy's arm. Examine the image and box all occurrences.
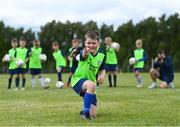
[97,54,106,85]
[137,51,148,62]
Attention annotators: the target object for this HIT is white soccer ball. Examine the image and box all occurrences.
[76,54,80,61]
[39,54,47,61]
[56,81,64,88]
[15,59,24,67]
[3,54,11,62]
[129,57,136,65]
[111,42,120,50]
[44,78,51,84]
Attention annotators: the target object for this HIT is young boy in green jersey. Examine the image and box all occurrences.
[66,38,82,87]
[52,42,67,85]
[104,37,119,87]
[28,40,47,89]
[14,38,29,91]
[71,30,106,120]
[2,39,18,89]
[133,39,148,88]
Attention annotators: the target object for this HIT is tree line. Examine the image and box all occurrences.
[1,13,180,73]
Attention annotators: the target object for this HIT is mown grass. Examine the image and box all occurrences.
[0,73,179,126]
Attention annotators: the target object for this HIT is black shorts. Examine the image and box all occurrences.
[16,68,27,74]
[30,69,41,75]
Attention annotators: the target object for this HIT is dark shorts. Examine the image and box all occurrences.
[159,74,174,84]
[8,69,17,75]
[105,64,117,72]
[16,68,27,74]
[73,78,97,106]
[134,68,143,72]
[30,69,41,75]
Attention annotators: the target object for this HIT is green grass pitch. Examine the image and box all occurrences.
[0,73,179,126]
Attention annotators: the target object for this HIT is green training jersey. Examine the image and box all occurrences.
[15,47,28,68]
[134,48,144,68]
[71,51,105,87]
[105,46,117,64]
[8,48,16,69]
[29,47,42,69]
[52,50,66,69]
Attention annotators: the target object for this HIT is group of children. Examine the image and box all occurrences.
[2,30,174,120]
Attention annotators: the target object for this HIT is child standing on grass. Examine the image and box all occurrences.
[133,39,148,88]
[71,30,106,120]
[2,39,18,89]
[52,42,67,85]
[14,38,29,91]
[28,40,48,89]
[105,37,119,87]
[66,38,82,87]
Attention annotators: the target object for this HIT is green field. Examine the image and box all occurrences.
[0,73,179,126]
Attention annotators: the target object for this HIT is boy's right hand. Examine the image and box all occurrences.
[83,47,90,58]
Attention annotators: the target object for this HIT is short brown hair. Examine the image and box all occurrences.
[85,30,100,41]
[11,39,18,43]
[72,38,80,43]
[52,41,59,46]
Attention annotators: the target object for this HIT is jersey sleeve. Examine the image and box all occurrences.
[99,54,106,71]
[138,51,148,62]
[27,48,32,58]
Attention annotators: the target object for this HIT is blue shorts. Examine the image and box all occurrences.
[30,69,41,75]
[73,78,97,106]
[16,68,27,74]
[8,69,17,75]
[159,74,174,84]
[134,68,143,72]
[105,64,117,72]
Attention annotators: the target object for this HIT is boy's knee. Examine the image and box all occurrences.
[84,81,96,93]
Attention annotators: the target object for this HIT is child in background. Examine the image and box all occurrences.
[14,38,29,91]
[66,39,82,87]
[52,42,67,85]
[2,39,18,89]
[133,39,148,88]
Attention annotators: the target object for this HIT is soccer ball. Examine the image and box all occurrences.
[3,54,11,62]
[15,59,24,67]
[56,81,64,88]
[76,54,80,61]
[111,42,120,50]
[44,78,51,84]
[129,57,136,65]
[39,54,47,61]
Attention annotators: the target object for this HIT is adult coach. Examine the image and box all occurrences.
[148,49,174,88]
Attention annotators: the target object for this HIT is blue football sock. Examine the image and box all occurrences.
[83,92,94,114]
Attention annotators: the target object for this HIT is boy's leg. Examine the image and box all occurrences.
[66,72,73,87]
[57,66,63,81]
[134,69,143,87]
[90,94,97,118]
[31,75,36,88]
[15,72,20,89]
[81,80,96,116]
[8,74,13,89]
[108,72,112,87]
[22,74,26,89]
[113,71,117,87]
[38,75,45,87]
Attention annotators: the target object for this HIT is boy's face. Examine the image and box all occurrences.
[85,37,99,53]
[19,41,26,47]
[52,44,59,50]
[105,37,112,45]
[11,42,18,48]
[34,41,40,47]
[136,42,142,49]
[72,41,79,48]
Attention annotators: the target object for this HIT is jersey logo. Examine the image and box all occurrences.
[98,61,102,65]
